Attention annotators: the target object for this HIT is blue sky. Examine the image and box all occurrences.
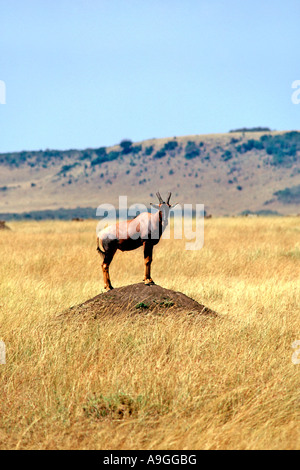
[0,0,299,153]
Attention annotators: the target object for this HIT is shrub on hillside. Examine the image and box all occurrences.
[152,141,179,160]
[229,127,271,133]
[274,184,300,204]
[145,146,154,155]
[184,141,200,160]
[80,152,92,161]
[163,140,178,151]
[236,139,263,153]
[91,150,120,166]
[57,163,79,175]
[235,131,300,167]
[107,151,120,162]
[120,139,133,154]
[153,149,166,159]
[221,150,233,161]
[131,145,142,154]
[95,147,107,157]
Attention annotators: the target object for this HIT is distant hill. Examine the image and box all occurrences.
[1,130,300,217]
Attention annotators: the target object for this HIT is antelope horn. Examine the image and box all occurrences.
[156,191,163,204]
[167,192,172,204]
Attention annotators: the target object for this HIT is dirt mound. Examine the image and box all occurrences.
[0,221,11,230]
[60,283,217,320]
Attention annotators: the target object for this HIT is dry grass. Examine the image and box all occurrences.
[0,217,299,450]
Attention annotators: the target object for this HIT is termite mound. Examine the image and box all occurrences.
[58,283,217,321]
[0,221,11,231]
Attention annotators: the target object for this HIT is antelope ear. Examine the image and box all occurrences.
[171,203,179,209]
[150,203,160,210]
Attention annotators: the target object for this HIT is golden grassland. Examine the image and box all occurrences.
[0,217,299,450]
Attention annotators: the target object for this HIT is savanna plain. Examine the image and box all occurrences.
[0,217,299,450]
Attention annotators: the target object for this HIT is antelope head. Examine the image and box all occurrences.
[150,191,178,227]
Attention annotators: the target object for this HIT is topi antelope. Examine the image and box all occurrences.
[97,192,177,290]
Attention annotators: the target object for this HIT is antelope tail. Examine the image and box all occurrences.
[96,237,105,256]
